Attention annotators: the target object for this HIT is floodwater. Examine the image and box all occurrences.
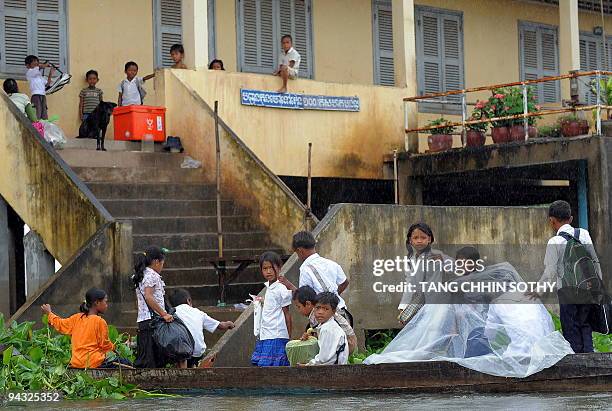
[10,392,612,411]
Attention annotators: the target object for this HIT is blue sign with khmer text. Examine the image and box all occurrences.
[240,89,360,112]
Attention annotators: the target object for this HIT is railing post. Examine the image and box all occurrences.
[596,71,602,136]
[404,100,410,152]
[461,92,467,147]
[393,149,398,205]
[522,83,529,140]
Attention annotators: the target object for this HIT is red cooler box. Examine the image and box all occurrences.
[113,105,166,142]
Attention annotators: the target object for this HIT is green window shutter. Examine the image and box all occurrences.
[155,0,182,69]
[278,0,312,79]
[373,0,394,86]
[1,0,29,75]
[416,6,463,114]
[519,21,559,104]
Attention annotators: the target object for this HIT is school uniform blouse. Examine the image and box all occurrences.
[47,312,114,368]
[259,280,292,340]
[136,267,166,322]
[299,253,348,309]
[307,317,348,365]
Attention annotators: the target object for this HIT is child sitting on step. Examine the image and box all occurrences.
[251,251,293,366]
[292,285,357,354]
[305,292,348,366]
[170,288,235,368]
[41,288,130,368]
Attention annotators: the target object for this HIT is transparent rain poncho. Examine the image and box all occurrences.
[364,262,574,378]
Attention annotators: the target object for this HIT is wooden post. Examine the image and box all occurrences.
[306,142,313,228]
[214,101,223,258]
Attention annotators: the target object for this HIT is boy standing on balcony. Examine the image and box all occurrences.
[274,35,300,93]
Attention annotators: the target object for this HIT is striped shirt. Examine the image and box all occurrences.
[79,87,103,114]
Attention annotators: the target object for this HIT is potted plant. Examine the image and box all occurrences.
[484,87,540,143]
[558,114,588,137]
[589,77,611,136]
[426,118,455,152]
[466,103,487,147]
[538,124,561,138]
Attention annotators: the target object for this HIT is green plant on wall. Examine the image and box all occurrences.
[426,118,457,135]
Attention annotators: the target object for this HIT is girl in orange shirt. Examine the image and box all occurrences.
[41,288,117,369]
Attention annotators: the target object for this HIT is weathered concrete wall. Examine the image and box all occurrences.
[0,93,112,264]
[209,203,550,366]
[158,71,313,252]
[10,221,132,326]
[170,69,407,178]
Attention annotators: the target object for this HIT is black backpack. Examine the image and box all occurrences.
[558,228,603,304]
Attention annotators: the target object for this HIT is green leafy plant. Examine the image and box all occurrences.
[349,329,399,364]
[467,102,488,132]
[558,114,579,124]
[0,314,173,400]
[426,118,456,135]
[483,86,540,127]
[590,77,612,118]
[538,125,561,138]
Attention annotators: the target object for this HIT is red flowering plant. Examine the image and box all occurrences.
[483,87,540,127]
[467,100,488,132]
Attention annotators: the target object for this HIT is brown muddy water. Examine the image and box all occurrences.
[10,391,612,410]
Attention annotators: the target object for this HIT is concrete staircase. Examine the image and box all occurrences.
[59,139,282,340]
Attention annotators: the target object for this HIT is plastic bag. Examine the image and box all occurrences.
[249,294,263,337]
[286,337,319,366]
[152,316,195,362]
[181,156,202,169]
[41,121,67,148]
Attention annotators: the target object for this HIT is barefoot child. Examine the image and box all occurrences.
[305,292,348,365]
[251,251,293,366]
[170,288,235,368]
[41,288,119,369]
[117,61,155,106]
[79,70,103,121]
[292,286,357,354]
[273,35,300,93]
[25,55,54,119]
[170,44,188,69]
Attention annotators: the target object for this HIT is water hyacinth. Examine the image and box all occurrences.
[0,314,173,400]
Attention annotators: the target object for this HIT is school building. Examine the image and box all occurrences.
[3,0,612,178]
[3,0,612,342]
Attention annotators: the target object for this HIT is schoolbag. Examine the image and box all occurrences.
[558,228,603,304]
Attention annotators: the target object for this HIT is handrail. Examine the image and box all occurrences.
[403,70,612,102]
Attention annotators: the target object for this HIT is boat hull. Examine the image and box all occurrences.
[88,353,612,393]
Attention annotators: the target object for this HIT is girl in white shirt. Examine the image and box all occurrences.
[251,251,293,367]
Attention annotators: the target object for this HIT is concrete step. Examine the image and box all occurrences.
[63,138,165,152]
[146,248,285,269]
[129,216,256,235]
[100,199,239,217]
[87,182,216,200]
[162,265,262,286]
[73,166,205,183]
[60,149,187,168]
[132,232,270,251]
[165,282,265,307]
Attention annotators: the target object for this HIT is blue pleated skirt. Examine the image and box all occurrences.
[251,338,290,367]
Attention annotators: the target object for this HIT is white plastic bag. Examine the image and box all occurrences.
[41,121,67,148]
[181,156,202,169]
[248,294,263,337]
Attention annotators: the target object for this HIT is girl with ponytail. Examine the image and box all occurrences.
[41,288,116,368]
[133,245,172,368]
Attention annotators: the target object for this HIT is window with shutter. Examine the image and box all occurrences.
[579,33,602,105]
[372,0,394,86]
[519,21,560,104]
[0,0,67,76]
[415,6,464,114]
[208,0,216,60]
[238,0,313,78]
[154,0,182,69]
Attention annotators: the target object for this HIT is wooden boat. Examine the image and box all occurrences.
[89,353,611,393]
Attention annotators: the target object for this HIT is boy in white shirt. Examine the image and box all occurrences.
[306,292,348,366]
[117,61,155,106]
[24,55,54,119]
[274,35,301,93]
[169,288,235,368]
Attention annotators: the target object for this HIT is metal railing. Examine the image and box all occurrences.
[403,70,612,145]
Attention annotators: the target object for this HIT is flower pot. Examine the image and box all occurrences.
[428,134,453,152]
[560,121,581,137]
[510,125,526,141]
[578,120,589,135]
[466,130,485,147]
[491,126,511,144]
[528,125,538,139]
